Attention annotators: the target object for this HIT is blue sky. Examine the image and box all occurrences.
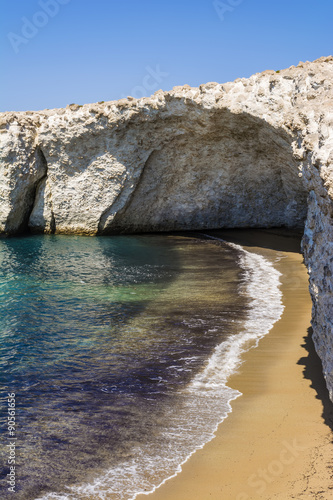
[1,0,332,112]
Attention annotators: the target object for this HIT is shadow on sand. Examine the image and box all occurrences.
[298,327,333,431]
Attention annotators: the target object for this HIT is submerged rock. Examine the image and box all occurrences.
[1,56,333,400]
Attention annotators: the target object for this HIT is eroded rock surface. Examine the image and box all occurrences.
[1,56,333,399]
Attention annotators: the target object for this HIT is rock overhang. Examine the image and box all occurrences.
[1,56,333,400]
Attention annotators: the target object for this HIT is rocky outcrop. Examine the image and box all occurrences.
[1,56,333,400]
[0,118,47,234]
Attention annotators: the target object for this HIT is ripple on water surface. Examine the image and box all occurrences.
[0,234,256,499]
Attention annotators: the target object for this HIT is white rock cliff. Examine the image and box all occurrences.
[1,56,333,400]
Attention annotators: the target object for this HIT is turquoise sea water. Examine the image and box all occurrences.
[0,234,252,499]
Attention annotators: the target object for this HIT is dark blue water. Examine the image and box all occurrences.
[0,234,246,499]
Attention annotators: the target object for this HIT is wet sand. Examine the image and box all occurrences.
[136,229,333,500]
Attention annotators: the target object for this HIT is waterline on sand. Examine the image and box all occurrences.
[37,237,284,500]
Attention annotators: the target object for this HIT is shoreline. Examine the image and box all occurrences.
[135,229,333,500]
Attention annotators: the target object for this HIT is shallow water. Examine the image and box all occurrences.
[0,234,252,499]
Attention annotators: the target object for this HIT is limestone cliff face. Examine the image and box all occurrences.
[1,56,333,399]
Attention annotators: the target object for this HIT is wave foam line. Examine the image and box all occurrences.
[189,234,284,393]
[36,236,284,500]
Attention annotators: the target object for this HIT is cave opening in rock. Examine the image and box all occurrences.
[100,110,309,235]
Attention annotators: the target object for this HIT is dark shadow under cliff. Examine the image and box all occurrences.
[298,327,333,431]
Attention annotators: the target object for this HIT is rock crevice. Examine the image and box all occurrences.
[28,146,57,234]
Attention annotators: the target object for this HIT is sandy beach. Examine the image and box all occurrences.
[135,229,333,500]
